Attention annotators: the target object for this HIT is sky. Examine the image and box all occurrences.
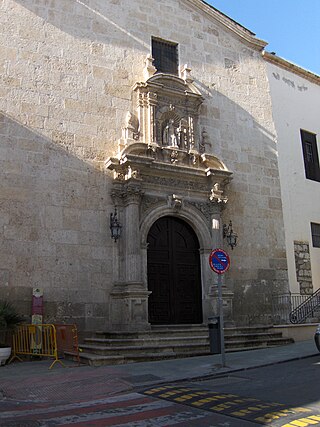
[206,0,320,76]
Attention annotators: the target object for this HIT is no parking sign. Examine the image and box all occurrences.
[209,248,230,275]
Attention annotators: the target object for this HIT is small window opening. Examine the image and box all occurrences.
[152,38,178,75]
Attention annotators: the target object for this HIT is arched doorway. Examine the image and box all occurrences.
[147,216,203,324]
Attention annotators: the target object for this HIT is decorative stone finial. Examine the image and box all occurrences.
[181,64,193,83]
[144,54,157,80]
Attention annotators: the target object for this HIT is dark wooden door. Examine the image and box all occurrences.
[147,216,202,324]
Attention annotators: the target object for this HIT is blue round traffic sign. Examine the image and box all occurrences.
[209,248,230,275]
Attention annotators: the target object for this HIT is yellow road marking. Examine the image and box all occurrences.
[142,385,318,427]
[281,415,320,427]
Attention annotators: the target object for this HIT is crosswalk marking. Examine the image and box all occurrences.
[142,385,320,426]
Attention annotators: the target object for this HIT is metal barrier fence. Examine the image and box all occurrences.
[9,324,79,369]
[55,324,80,365]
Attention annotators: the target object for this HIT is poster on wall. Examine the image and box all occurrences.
[31,288,43,354]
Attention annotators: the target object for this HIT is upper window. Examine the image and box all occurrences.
[301,129,320,182]
[311,222,320,248]
[152,38,178,75]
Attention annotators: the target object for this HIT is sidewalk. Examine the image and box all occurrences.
[0,340,318,404]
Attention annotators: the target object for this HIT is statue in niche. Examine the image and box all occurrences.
[177,118,189,149]
[163,119,179,147]
[199,128,211,153]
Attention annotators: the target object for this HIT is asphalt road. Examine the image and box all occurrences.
[1,356,319,426]
[193,355,320,408]
[135,356,320,426]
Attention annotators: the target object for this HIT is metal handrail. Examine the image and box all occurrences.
[289,288,320,324]
[271,293,308,324]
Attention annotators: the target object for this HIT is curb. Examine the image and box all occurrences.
[129,351,319,392]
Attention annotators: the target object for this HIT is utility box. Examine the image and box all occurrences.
[208,316,221,354]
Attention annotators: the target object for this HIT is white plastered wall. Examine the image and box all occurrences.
[266,61,320,294]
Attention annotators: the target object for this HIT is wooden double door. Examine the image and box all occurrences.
[147,216,203,324]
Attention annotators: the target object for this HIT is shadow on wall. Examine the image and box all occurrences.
[13,0,150,50]
[0,112,113,331]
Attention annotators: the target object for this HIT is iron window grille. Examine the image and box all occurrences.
[152,38,178,75]
[301,129,320,182]
[311,222,320,248]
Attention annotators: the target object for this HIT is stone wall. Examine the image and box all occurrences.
[294,241,313,295]
[0,0,289,329]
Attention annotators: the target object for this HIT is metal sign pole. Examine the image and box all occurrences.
[218,273,226,367]
[209,248,229,368]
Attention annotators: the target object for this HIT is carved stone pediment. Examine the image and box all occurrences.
[106,141,232,203]
[137,73,203,98]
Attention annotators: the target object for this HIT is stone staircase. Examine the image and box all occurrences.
[70,324,294,367]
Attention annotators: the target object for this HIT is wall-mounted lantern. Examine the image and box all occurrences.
[110,207,122,242]
[223,220,238,250]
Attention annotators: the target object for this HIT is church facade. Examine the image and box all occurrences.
[0,0,289,331]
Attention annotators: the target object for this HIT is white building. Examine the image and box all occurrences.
[265,53,320,302]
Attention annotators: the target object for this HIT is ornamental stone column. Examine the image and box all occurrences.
[109,181,151,331]
[123,183,143,283]
[207,201,234,325]
[201,201,222,322]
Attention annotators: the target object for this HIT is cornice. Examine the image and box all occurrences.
[188,0,267,51]
[263,51,320,86]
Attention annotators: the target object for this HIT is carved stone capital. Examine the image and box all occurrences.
[123,183,144,205]
[110,181,143,206]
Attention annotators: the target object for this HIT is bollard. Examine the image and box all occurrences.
[208,316,221,354]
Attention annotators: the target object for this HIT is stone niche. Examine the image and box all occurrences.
[105,60,233,331]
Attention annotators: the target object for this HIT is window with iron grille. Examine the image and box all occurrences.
[301,129,320,182]
[311,222,320,248]
[152,38,178,75]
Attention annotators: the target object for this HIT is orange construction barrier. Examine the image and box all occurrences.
[55,324,80,365]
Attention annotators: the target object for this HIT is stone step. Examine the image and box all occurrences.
[226,337,294,349]
[81,336,293,353]
[73,350,210,367]
[84,335,209,347]
[225,325,276,335]
[95,325,275,340]
[95,326,208,340]
[70,337,294,367]
[84,331,284,347]
[73,325,294,366]
[225,332,284,341]
[79,342,211,356]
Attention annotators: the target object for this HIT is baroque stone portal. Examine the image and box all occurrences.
[105,61,233,331]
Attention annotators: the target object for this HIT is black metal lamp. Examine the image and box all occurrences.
[110,207,122,242]
[223,220,238,250]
